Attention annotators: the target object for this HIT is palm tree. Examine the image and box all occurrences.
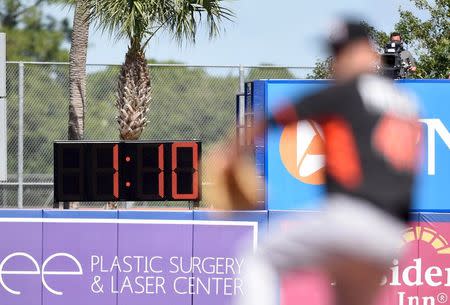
[87,0,234,140]
[68,0,90,140]
[66,0,90,210]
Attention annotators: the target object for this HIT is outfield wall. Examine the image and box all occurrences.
[1,209,449,305]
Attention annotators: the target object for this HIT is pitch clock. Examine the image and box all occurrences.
[54,141,201,202]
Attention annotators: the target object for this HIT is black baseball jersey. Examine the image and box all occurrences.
[268,74,421,222]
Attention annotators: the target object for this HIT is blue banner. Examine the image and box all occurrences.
[251,79,450,211]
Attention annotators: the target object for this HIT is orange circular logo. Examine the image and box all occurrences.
[279,120,326,185]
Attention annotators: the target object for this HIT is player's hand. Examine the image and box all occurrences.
[204,138,259,211]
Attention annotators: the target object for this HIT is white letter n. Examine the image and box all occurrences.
[419,119,450,175]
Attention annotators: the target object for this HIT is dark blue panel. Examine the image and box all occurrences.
[253,80,266,179]
[269,211,422,223]
[0,209,43,218]
[118,210,193,220]
[43,210,118,218]
[396,79,450,84]
[419,212,450,223]
[269,210,319,218]
[412,209,450,213]
[409,212,420,222]
[252,80,266,125]
[266,79,331,84]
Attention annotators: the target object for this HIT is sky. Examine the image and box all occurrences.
[48,0,418,67]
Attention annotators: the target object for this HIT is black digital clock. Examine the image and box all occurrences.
[54,141,201,202]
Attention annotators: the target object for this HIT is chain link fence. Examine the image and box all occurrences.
[0,62,314,209]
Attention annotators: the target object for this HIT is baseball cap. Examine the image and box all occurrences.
[327,20,370,55]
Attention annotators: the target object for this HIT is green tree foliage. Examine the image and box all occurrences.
[396,0,449,78]
[6,64,69,177]
[6,61,240,176]
[246,64,295,80]
[0,0,70,61]
[363,21,390,51]
[308,0,449,79]
[307,57,333,79]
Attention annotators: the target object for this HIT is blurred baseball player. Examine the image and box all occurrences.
[208,20,422,305]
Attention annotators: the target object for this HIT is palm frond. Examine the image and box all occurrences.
[165,0,235,42]
[86,0,234,44]
[87,0,167,41]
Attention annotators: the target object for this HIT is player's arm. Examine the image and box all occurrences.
[206,87,338,210]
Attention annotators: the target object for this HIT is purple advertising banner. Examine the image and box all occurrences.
[0,217,257,305]
[0,221,43,305]
[193,224,255,305]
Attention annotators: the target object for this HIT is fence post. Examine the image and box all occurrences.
[237,65,245,146]
[239,65,244,94]
[18,62,24,208]
[0,34,5,207]
[0,33,6,182]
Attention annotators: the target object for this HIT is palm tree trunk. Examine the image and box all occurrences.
[116,39,150,140]
[68,0,89,140]
[65,0,89,210]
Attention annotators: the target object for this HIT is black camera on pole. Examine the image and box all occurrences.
[379,41,410,79]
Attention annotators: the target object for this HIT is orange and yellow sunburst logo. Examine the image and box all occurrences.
[403,226,450,254]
